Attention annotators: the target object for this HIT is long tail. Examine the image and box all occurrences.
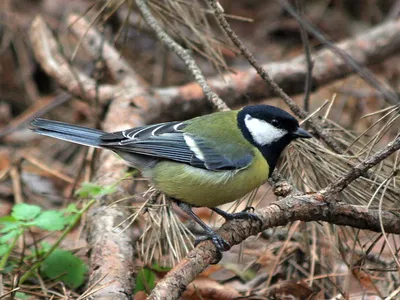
[30,118,105,148]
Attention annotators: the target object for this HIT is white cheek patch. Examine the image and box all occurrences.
[244,114,287,146]
[183,134,205,161]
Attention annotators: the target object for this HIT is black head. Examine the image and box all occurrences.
[237,105,312,175]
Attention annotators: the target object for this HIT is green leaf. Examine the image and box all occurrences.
[15,292,30,299]
[40,241,51,252]
[0,222,20,234]
[150,263,171,273]
[224,263,257,281]
[76,182,102,198]
[0,264,15,275]
[134,268,156,294]
[40,249,88,289]
[0,216,19,235]
[0,229,22,243]
[0,244,10,256]
[64,214,76,225]
[0,216,17,224]
[29,241,50,258]
[64,204,78,214]
[76,182,116,198]
[12,204,41,221]
[33,211,66,231]
[63,204,79,225]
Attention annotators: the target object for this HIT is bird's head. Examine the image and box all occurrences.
[237,105,312,173]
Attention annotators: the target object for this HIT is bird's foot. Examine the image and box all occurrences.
[194,231,231,252]
[174,201,231,261]
[212,206,262,223]
[194,231,230,263]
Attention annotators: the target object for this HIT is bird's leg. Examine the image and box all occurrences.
[176,201,230,252]
[211,207,262,223]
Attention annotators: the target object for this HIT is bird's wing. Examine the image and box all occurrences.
[99,121,253,171]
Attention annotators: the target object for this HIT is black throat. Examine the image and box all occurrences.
[237,111,293,177]
[257,138,292,176]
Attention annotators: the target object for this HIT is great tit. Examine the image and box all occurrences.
[30,105,312,251]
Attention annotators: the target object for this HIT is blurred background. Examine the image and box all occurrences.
[1,0,400,299]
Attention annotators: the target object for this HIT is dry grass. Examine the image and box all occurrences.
[282,104,400,208]
[81,0,236,75]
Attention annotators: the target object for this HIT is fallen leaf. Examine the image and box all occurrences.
[261,280,318,299]
[182,276,241,300]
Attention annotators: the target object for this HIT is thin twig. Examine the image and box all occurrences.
[31,14,400,125]
[387,0,400,19]
[323,135,400,195]
[265,221,301,288]
[378,175,400,270]
[10,163,23,204]
[153,17,400,121]
[0,91,71,139]
[21,154,74,184]
[279,0,399,106]
[295,0,314,112]
[206,0,342,153]
[135,0,229,112]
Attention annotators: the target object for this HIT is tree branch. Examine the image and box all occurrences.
[279,0,399,105]
[148,195,400,300]
[153,17,400,122]
[30,14,400,125]
[149,134,400,300]
[323,135,400,196]
[206,0,342,153]
[29,10,400,300]
[135,0,229,112]
[295,0,314,112]
[30,16,158,300]
[29,17,118,104]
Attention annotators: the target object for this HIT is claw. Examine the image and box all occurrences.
[194,232,230,252]
[243,206,255,213]
[174,201,231,259]
[194,232,229,263]
[212,206,263,224]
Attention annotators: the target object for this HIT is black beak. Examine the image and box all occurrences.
[293,127,312,139]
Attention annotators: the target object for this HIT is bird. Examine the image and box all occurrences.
[30,104,312,252]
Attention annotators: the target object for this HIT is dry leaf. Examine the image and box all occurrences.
[182,276,241,300]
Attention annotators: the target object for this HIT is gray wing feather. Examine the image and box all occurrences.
[99,122,253,171]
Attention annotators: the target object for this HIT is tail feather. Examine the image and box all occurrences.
[30,118,105,148]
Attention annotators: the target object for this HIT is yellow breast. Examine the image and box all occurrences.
[151,150,269,207]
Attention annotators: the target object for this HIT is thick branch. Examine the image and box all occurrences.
[153,18,400,121]
[30,16,155,300]
[68,15,146,88]
[148,196,400,300]
[149,135,400,299]
[68,18,155,300]
[30,16,400,124]
[29,17,118,103]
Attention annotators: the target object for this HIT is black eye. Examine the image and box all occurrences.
[271,119,280,127]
